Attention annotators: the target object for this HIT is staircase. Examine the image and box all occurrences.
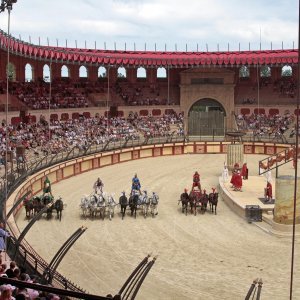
[258,147,295,176]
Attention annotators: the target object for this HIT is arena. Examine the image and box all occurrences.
[1,1,300,299]
[13,154,300,300]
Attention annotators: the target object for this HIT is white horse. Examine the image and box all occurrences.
[80,195,90,218]
[141,191,151,218]
[89,193,106,219]
[150,192,159,217]
[105,193,118,221]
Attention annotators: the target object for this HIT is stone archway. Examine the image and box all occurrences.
[188,98,226,136]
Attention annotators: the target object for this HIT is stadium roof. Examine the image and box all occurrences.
[0,29,298,68]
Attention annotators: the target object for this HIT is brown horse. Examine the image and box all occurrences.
[23,199,34,219]
[189,190,202,216]
[208,192,219,215]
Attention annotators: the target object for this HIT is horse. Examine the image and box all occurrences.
[189,190,201,216]
[54,197,64,221]
[200,192,209,214]
[149,192,159,217]
[208,192,219,215]
[23,198,34,219]
[32,196,43,215]
[129,191,139,218]
[141,191,151,218]
[80,195,90,218]
[179,192,189,216]
[42,195,54,219]
[89,194,106,220]
[105,193,117,221]
[119,193,128,220]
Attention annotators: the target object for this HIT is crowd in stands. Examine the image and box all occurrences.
[0,260,60,300]
[235,112,294,140]
[115,82,178,106]
[129,113,184,138]
[273,77,297,98]
[0,113,184,169]
[8,80,89,110]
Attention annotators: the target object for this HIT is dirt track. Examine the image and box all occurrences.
[15,154,300,300]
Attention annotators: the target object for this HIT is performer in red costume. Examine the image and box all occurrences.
[241,163,248,180]
[234,170,243,191]
[192,171,201,191]
[265,181,273,202]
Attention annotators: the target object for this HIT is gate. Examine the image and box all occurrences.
[188,110,225,136]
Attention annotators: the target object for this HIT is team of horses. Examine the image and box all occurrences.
[23,195,64,221]
[80,192,118,220]
[80,190,159,220]
[178,189,219,216]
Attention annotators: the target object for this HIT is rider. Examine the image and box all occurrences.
[192,171,201,191]
[131,173,141,195]
[94,177,104,194]
[42,176,53,197]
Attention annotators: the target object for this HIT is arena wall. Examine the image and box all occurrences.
[7,141,292,236]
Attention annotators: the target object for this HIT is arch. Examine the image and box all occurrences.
[117,67,126,78]
[260,66,271,77]
[157,67,167,78]
[239,66,250,78]
[43,64,51,82]
[188,98,226,136]
[61,65,69,78]
[6,62,16,81]
[137,67,146,78]
[281,65,292,77]
[98,66,107,78]
[25,63,33,82]
[188,98,226,116]
[79,66,88,78]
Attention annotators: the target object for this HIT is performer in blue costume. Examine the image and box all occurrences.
[131,173,141,195]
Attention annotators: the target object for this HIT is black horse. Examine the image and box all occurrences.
[23,198,34,219]
[54,197,64,221]
[208,192,219,215]
[42,195,54,219]
[129,193,139,218]
[179,192,189,216]
[200,193,209,214]
[189,191,201,216]
[119,194,128,220]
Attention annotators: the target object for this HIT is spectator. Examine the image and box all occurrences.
[0,223,9,253]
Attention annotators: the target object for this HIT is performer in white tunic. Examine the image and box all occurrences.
[222,163,229,182]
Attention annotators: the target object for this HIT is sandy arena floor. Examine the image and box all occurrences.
[15,154,300,300]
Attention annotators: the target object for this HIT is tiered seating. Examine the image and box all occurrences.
[115,82,180,106]
[235,76,298,105]
[129,113,184,137]
[9,80,90,110]
[235,113,294,141]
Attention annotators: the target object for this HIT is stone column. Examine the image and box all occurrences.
[227,143,244,170]
[274,176,300,225]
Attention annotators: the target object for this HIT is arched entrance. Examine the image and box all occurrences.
[188,98,226,136]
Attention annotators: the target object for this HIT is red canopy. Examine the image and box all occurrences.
[0,29,298,67]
